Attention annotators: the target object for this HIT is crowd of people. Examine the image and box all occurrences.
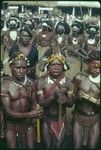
[0,7,100,149]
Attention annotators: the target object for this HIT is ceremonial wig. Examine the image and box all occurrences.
[47,53,70,71]
[56,21,70,35]
[6,17,21,29]
[86,25,99,35]
[22,19,34,30]
[71,21,84,35]
[20,26,33,38]
[87,50,100,63]
[9,51,30,66]
[41,20,53,32]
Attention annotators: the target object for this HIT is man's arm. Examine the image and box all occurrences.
[1,94,30,119]
[72,74,82,96]
[1,80,39,119]
[37,79,55,107]
[78,91,100,105]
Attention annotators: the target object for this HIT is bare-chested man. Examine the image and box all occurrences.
[33,21,54,77]
[72,50,100,149]
[0,60,5,147]
[1,51,43,149]
[37,54,74,149]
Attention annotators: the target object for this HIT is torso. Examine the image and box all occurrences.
[75,74,100,115]
[38,75,72,120]
[38,31,53,47]
[69,34,84,50]
[2,76,34,120]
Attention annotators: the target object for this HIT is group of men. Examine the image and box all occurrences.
[0,49,100,149]
[0,8,100,150]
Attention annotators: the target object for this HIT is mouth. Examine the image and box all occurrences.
[52,69,60,72]
[17,74,24,78]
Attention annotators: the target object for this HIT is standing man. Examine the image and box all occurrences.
[0,60,6,149]
[9,26,38,80]
[1,51,43,149]
[37,54,74,149]
[72,50,100,149]
[33,21,54,77]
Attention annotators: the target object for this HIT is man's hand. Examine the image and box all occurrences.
[28,106,44,119]
[77,90,85,98]
[77,91,100,105]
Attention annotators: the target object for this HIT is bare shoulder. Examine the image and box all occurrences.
[1,76,12,96]
[73,73,83,82]
[1,75,12,89]
[27,78,36,88]
[37,77,46,89]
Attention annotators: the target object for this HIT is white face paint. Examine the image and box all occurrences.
[10,31,17,41]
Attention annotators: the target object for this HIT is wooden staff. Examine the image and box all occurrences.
[36,104,41,143]
[36,90,43,143]
[59,103,62,130]
[82,92,98,104]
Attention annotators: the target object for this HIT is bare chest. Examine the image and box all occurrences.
[9,83,29,101]
[80,77,100,96]
[9,83,31,111]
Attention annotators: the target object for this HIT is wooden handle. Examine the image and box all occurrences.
[36,104,41,143]
[37,119,40,143]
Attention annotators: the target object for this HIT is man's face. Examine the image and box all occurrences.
[42,25,48,32]
[88,60,100,77]
[57,26,65,35]
[10,59,28,81]
[72,26,80,37]
[9,20,17,30]
[20,31,31,45]
[48,59,63,78]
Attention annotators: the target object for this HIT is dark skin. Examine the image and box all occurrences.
[1,59,43,149]
[73,60,100,149]
[33,27,54,48]
[19,31,32,56]
[37,60,74,149]
[19,31,37,77]
[0,68,5,139]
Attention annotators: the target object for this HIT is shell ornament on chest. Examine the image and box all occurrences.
[72,37,78,45]
[87,38,96,45]
[58,36,63,44]
[42,34,47,38]
[9,31,17,41]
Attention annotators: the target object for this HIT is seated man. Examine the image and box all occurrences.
[1,51,43,149]
[37,53,74,149]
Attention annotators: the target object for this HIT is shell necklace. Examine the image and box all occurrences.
[12,75,28,87]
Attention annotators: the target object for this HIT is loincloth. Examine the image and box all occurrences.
[4,120,33,136]
[74,113,99,126]
[50,118,65,141]
[0,110,4,138]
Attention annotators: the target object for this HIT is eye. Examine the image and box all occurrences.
[15,67,21,69]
